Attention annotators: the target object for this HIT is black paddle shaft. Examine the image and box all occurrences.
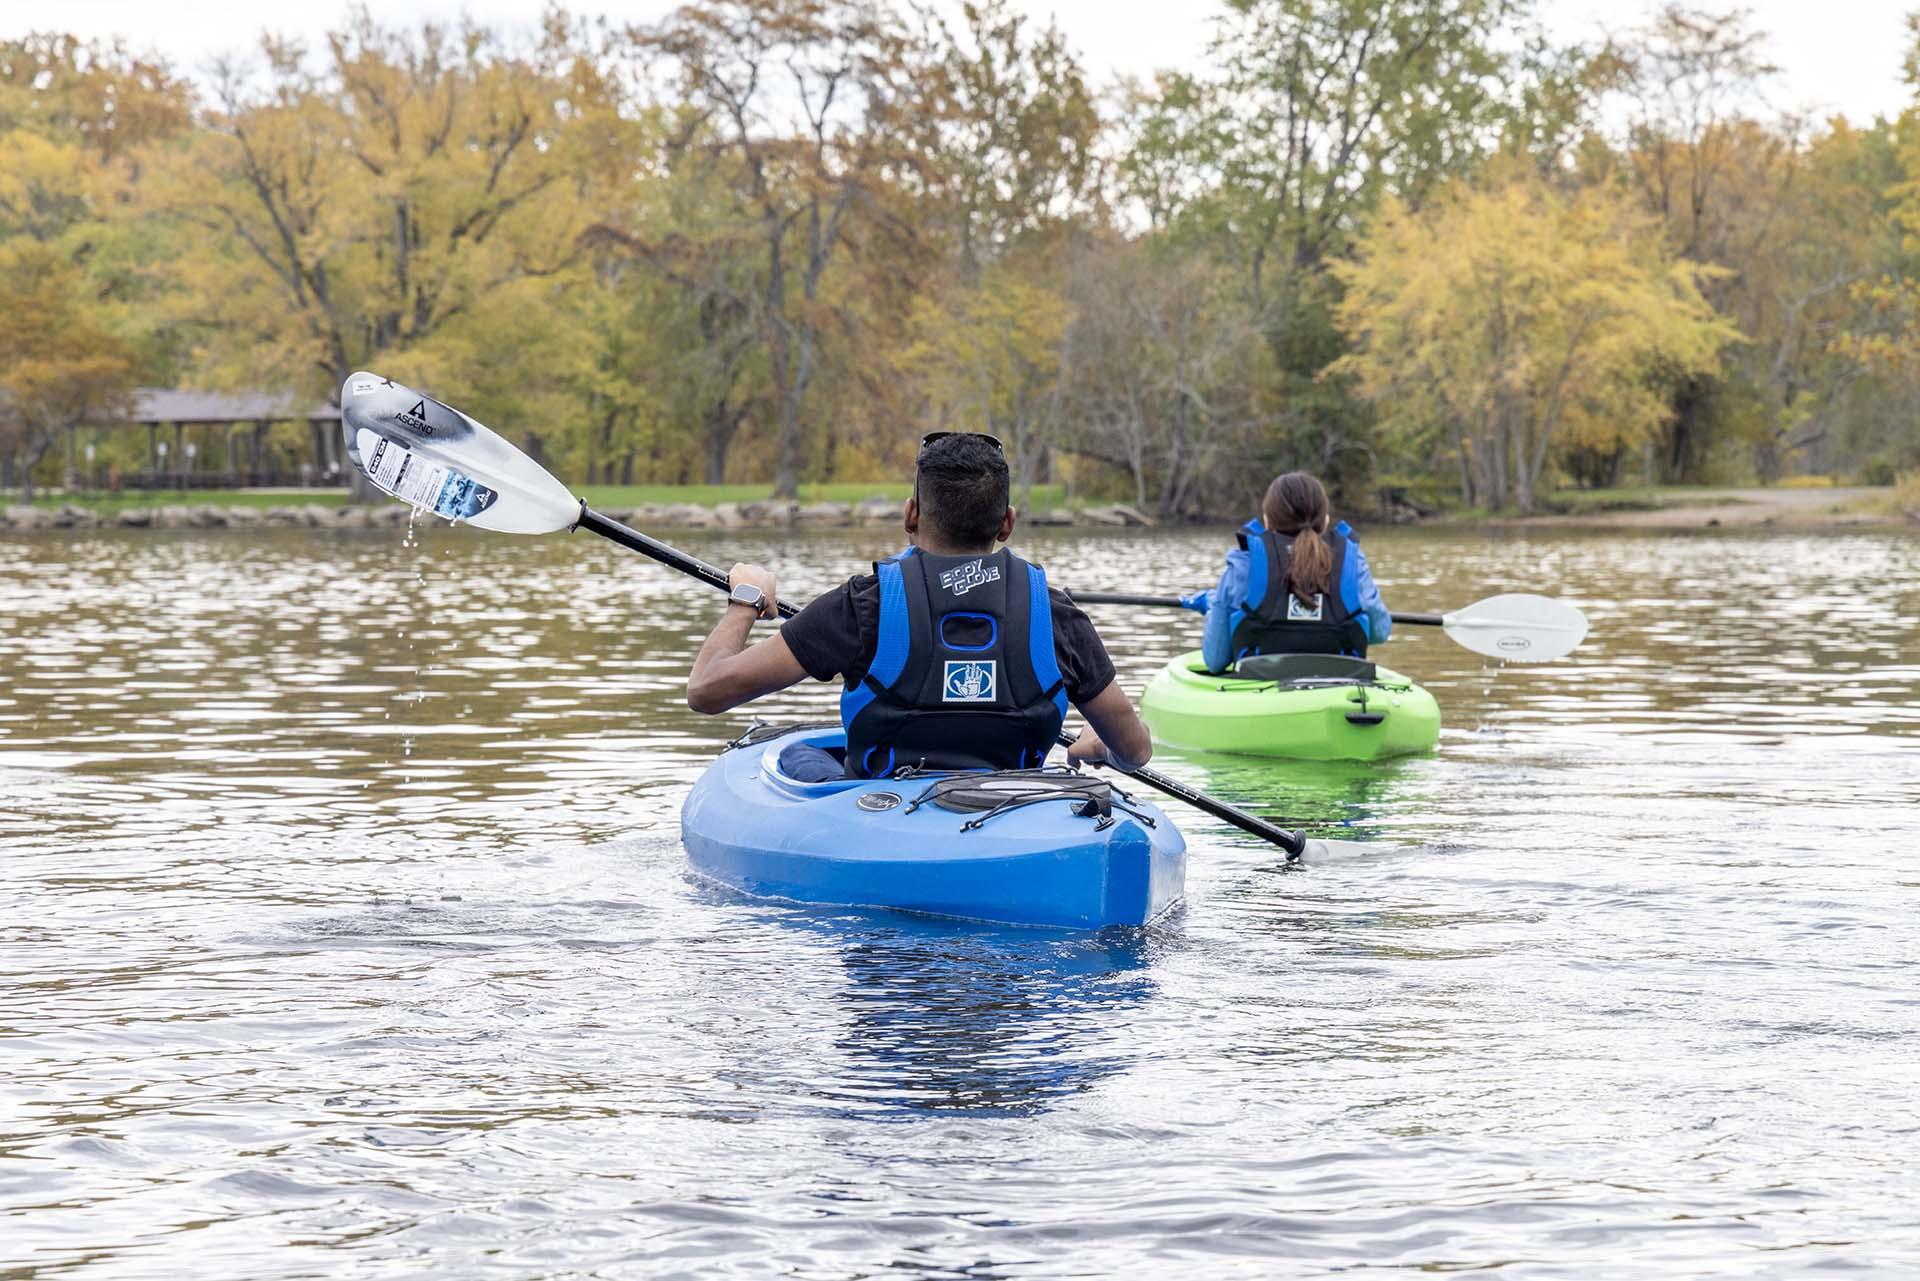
[576,505,800,620]
[1069,589,1441,628]
[573,506,1307,856]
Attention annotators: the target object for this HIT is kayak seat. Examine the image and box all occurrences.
[1229,653,1378,685]
[756,727,868,797]
[775,739,847,783]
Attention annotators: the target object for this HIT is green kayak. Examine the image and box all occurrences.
[1140,651,1441,761]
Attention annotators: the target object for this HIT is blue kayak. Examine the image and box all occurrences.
[681,726,1188,929]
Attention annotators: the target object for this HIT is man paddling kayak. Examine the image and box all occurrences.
[686,432,1154,781]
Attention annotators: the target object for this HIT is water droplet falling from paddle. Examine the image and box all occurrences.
[383,504,438,787]
[1473,657,1512,737]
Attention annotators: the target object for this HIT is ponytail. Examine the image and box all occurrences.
[1287,526,1334,599]
[1260,472,1334,599]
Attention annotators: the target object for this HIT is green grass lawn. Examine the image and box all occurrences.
[24,488,354,512]
[575,481,914,507]
[577,481,1072,509]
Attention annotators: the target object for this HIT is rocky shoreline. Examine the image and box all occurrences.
[0,497,1163,533]
[12,488,1905,534]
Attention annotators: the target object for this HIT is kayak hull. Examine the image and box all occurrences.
[681,729,1188,929]
[1140,651,1441,761]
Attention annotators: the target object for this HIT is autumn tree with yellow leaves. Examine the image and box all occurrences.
[0,34,192,499]
[1333,173,1736,513]
[135,11,630,469]
[11,3,1920,506]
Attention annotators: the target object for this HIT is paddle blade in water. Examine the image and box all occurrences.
[1441,593,1589,662]
[339,373,580,535]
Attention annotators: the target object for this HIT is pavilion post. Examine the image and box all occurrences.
[310,419,329,485]
[251,421,269,484]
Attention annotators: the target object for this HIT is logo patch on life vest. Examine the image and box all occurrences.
[943,660,997,702]
[1287,593,1325,621]
[938,558,1001,596]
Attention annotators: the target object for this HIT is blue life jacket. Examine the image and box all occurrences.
[841,547,1068,778]
[1230,523,1370,659]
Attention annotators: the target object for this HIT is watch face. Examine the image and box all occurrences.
[731,583,764,607]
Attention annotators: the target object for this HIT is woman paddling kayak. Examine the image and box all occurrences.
[1184,471,1394,674]
[1135,470,1434,762]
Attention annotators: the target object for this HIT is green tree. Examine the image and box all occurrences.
[1116,0,1531,501]
[904,0,1103,505]
[630,0,922,497]
[1606,4,1786,480]
[583,146,772,485]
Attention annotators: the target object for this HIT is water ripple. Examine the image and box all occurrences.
[3,524,1918,1277]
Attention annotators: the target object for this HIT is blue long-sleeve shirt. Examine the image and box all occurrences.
[1188,519,1392,672]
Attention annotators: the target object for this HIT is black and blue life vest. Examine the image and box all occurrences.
[1230,522,1370,660]
[840,547,1068,778]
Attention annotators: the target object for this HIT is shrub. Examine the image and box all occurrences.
[1896,469,1920,519]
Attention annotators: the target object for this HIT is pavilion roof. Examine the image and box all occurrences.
[127,389,339,424]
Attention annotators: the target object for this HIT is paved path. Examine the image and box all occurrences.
[1514,486,1901,529]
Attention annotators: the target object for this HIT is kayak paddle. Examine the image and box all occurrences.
[339,372,1320,860]
[1069,590,1589,662]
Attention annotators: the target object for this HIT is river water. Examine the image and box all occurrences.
[4,522,1918,1278]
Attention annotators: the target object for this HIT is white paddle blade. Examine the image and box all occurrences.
[1440,592,1588,662]
[338,373,580,535]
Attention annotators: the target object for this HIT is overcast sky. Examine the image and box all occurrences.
[34,0,1920,126]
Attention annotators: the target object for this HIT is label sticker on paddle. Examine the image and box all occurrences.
[356,429,498,522]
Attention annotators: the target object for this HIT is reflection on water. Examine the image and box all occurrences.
[4,523,1920,1277]
[817,920,1157,1118]
[1158,748,1420,840]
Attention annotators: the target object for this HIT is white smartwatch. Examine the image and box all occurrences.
[728,582,766,614]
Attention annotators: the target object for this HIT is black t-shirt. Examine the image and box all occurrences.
[781,569,1117,705]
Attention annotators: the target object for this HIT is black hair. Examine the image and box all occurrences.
[915,435,1010,548]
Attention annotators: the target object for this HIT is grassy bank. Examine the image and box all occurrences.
[25,481,1072,512]
[22,488,353,512]
[21,482,1900,528]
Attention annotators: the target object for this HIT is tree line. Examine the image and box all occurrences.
[4,1,1919,513]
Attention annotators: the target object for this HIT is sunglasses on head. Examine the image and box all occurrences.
[918,430,1005,458]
